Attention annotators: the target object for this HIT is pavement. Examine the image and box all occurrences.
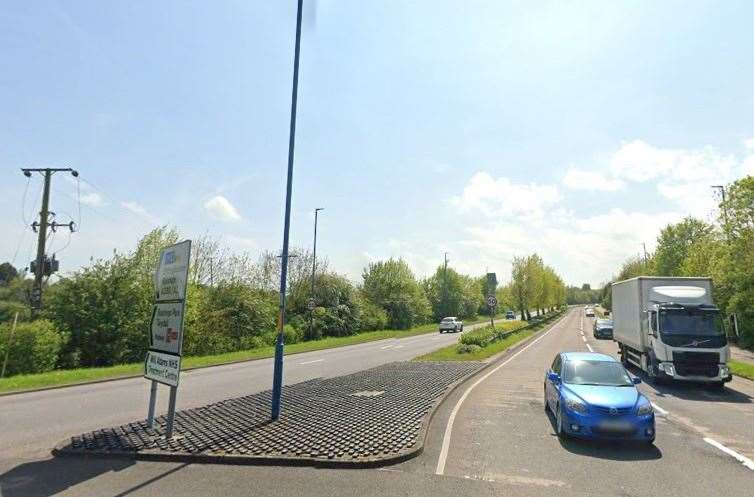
[731,344,754,365]
[3,308,753,496]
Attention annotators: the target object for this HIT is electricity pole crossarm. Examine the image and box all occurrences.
[20,167,79,316]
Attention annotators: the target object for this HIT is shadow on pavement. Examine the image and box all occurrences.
[623,364,754,404]
[545,411,662,462]
[0,456,188,497]
[556,436,662,461]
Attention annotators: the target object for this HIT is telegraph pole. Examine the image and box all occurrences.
[271,0,304,421]
[711,185,729,228]
[642,242,648,264]
[21,168,78,316]
[309,208,324,339]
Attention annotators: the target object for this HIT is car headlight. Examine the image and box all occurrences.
[719,365,730,377]
[636,402,653,416]
[565,398,587,413]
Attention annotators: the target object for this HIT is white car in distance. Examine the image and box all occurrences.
[439,316,464,333]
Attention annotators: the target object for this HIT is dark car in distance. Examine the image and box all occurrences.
[505,310,516,320]
[593,318,613,340]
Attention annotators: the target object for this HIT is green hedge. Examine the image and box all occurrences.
[0,319,68,376]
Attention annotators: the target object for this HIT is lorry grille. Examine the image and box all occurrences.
[662,334,727,348]
[673,351,720,377]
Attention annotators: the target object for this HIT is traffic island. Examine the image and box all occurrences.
[53,361,482,467]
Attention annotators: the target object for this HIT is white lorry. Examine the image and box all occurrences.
[612,276,731,389]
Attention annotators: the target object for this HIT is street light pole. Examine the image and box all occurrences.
[309,207,324,339]
[271,0,304,421]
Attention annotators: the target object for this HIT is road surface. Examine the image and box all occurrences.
[2,308,753,497]
[1,319,496,463]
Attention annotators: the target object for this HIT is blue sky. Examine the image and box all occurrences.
[2,0,754,287]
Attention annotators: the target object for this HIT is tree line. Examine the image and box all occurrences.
[0,230,567,377]
[602,175,754,348]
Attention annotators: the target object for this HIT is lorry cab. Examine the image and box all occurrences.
[612,277,732,388]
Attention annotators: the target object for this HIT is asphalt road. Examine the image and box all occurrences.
[403,308,754,496]
[0,319,497,462]
[3,309,753,497]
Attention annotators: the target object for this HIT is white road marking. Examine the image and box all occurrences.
[585,343,593,352]
[704,437,754,471]
[653,403,669,416]
[393,345,404,349]
[380,345,394,350]
[581,336,587,343]
[435,315,565,475]
[298,359,324,365]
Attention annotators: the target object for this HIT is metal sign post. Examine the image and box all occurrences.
[145,240,191,439]
[487,295,498,329]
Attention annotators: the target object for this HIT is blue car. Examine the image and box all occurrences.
[544,352,655,444]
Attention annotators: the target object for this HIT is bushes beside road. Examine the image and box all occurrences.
[0,226,567,382]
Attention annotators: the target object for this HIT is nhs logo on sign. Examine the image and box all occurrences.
[163,251,176,265]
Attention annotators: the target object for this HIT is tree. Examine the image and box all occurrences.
[423,267,480,321]
[0,262,19,286]
[654,217,714,276]
[362,258,430,329]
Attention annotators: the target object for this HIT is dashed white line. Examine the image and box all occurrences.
[581,336,587,343]
[380,345,394,350]
[435,316,565,475]
[585,343,594,352]
[298,359,324,365]
[704,437,754,471]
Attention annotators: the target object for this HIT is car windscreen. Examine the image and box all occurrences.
[441,318,454,322]
[659,308,724,336]
[562,360,633,387]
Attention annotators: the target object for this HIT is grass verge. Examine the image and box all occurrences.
[0,315,502,395]
[729,360,754,381]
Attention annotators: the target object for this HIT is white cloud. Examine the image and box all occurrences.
[79,192,104,207]
[743,138,754,150]
[562,168,624,191]
[203,195,242,222]
[742,156,754,176]
[609,140,678,182]
[121,201,153,219]
[453,172,561,220]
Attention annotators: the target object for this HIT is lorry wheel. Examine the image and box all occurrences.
[619,346,628,367]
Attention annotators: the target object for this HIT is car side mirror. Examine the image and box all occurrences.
[632,377,642,385]
[547,372,561,384]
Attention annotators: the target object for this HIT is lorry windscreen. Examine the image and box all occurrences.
[659,308,724,335]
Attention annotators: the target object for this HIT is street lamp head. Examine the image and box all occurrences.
[23,170,31,178]
[315,207,324,212]
[71,170,79,177]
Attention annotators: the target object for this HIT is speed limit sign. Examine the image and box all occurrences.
[486,296,498,308]
[307,298,316,311]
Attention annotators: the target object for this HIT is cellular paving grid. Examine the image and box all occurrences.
[55,361,483,466]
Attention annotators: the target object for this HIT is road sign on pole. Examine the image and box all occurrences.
[307,298,316,311]
[486,295,498,308]
[145,240,191,439]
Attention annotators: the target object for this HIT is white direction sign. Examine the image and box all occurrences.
[150,302,184,355]
[155,240,191,302]
[145,350,182,387]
